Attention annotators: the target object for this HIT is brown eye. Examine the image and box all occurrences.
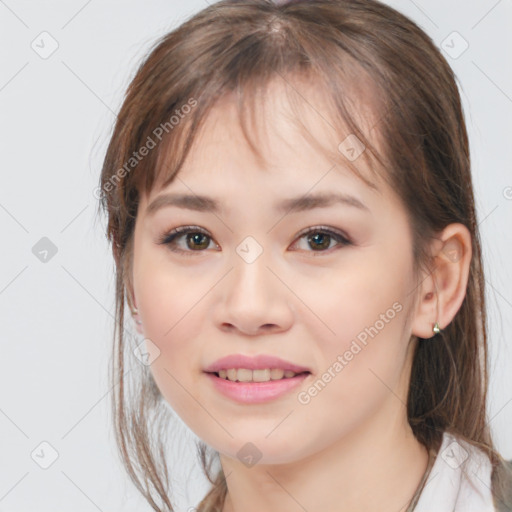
[157,225,352,257]
[292,227,352,254]
[157,226,218,256]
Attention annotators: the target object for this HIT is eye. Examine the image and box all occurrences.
[157,225,352,256]
[291,226,352,254]
[157,225,218,256]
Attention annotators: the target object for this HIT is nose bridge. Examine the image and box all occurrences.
[215,235,293,334]
[229,236,274,304]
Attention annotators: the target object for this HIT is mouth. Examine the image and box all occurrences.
[206,368,311,383]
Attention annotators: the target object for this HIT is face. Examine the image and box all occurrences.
[131,80,421,465]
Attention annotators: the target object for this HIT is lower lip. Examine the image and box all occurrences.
[204,372,310,404]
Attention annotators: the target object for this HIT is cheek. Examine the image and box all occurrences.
[299,252,412,404]
[305,254,408,348]
[133,257,210,416]
[135,246,211,342]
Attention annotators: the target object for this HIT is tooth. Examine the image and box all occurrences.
[237,368,253,382]
[219,368,299,382]
[253,369,271,382]
[270,368,285,380]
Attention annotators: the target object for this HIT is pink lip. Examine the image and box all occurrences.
[203,353,311,373]
[205,372,310,404]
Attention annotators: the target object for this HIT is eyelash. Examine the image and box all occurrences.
[156,225,353,257]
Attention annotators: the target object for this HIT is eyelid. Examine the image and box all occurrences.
[293,225,350,243]
[156,224,210,244]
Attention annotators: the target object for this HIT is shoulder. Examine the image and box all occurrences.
[414,431,496,512]
[492,457,512,512]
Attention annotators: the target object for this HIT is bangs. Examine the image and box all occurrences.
[141,66,389,203]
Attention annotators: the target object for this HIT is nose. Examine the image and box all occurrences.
[214,248,294,336]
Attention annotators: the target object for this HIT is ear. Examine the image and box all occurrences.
[411,223,472,339]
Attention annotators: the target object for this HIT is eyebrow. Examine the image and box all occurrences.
[145,191,370,216]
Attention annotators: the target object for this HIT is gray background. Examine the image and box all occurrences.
[0,1,511,511]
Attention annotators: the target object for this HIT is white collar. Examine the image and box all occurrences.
[415,431,495,511]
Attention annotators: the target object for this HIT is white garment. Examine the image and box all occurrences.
[415,431,496,511]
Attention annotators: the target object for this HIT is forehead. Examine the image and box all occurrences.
[148,75,384,204]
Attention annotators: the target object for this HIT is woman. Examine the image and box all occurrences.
[97,0,512,510]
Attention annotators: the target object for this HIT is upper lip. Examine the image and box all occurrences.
[204,354,311,374]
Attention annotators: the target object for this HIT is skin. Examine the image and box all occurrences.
[129,79,472,512]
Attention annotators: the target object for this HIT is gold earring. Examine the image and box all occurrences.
[433,322,441,335]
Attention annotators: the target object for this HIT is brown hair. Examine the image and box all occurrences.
[97,0,512,510]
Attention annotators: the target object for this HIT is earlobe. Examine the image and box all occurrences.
[129,293,144,334]
[411,223,472,340]
[126,286,144,334]
[131,306,144,334]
